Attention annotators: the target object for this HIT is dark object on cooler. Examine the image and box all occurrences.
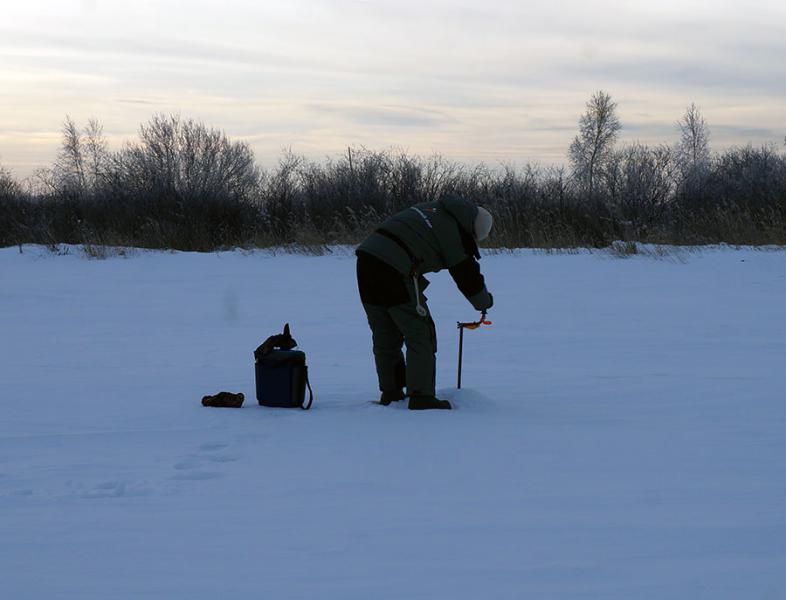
[255,323,297,358]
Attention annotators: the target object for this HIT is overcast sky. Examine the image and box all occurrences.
[1,0,785,178]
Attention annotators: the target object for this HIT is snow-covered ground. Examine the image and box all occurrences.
[1,244,785,599]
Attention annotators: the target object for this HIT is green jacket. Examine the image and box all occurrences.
[357,195,493,311]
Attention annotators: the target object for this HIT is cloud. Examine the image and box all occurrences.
[562,55,786,97]
[308,103,452,128]
[116,98,159,106]
[711,125,784,141]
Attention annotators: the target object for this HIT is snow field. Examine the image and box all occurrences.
[1,245,785,599]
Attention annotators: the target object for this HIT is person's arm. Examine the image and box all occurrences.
[449,256,493,311]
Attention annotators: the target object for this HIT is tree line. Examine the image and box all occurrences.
[1,92,785,252]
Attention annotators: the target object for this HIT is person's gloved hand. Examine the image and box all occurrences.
[469,288,493,313]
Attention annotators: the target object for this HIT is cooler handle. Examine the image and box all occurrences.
[301,367,314,410]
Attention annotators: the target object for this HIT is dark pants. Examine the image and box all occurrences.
[356,252,437,397]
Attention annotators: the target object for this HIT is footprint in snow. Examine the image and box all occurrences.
[168,441,239,483]
[199,442,229,452]
[173,457,202,470]
[81,480,152,499]
[196,441,240,463]
[173,453,240,471]
[203,453,241,463]
[171,470,221,481]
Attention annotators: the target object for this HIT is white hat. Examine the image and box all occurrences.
[474,206,493,241]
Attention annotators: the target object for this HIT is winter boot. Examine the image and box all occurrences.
[202,391,245,408]
[379,389,405,406]
[408,395,452,410]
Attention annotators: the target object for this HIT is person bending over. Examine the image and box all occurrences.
[356,195,493,410]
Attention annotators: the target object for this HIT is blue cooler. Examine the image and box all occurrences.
[255,349,313,409]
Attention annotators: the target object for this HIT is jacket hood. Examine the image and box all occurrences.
[439,194,478,236]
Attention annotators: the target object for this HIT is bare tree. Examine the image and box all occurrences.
[605,143,676,227]
[53,116,86,193]
[569,90,622,194]
[50,116,110,195]
[30,167,57,194]
[117,113,259,202]
[0,163,20,198]
[83,118,109,190]
[676,103,710,174]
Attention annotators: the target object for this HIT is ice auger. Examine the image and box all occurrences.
[456,312,492,389]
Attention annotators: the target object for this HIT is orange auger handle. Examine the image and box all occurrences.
[457,312,492,330]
